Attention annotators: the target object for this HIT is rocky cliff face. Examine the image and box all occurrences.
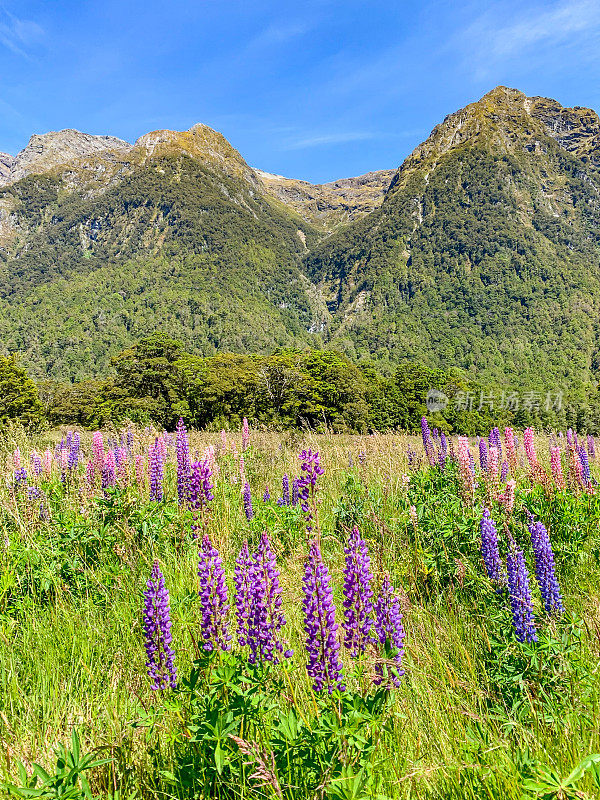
[0,130,132,187]
[256,168,396,230]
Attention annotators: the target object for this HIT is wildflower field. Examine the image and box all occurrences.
[1,420,600,800]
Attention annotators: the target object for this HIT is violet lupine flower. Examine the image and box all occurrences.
[342,527,374,657]
[439,432,448,469]
[30,451,42,477]
[102,452,116,491]
[297,449,324,532]
[500,461,509,483]
[567,429,574,447]
[479,439,488,473]
[176,418,191,505]
[234,541,252,646]
[480,509,505,588]
[198,534,231,652]
[247,533,290,664]
[242,417,250,451]
[587,435,596,459]
[421,418,435,466]
[263,487,270,502]
[68,433,80,471]
[143,561,177,690]
[506,539,537,643]
[302,539,345,693]
[189,460,214,537]
[529,520,564,615]
[489,427,502,460]
[577,445,591,486]
[13,468,27,492]
[281,474,290,506]
[373,575,405,688]
[292,478,300,506]
[243,482,254,521]
[149,439,164,502]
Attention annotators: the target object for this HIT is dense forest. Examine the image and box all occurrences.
[3,333,600,434]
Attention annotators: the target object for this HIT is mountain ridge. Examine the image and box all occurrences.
[2,85,600,391]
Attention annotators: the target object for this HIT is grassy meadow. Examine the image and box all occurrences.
[0,424,599,799]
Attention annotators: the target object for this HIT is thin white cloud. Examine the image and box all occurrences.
[284,131,377,149]
[0,6,44,58]
[460,0,600,76]
[246,20,311,51]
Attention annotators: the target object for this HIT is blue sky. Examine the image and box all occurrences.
[1,0,599,182]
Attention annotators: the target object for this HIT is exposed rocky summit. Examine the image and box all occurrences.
[0,130,131,187]
[256,168,396,230]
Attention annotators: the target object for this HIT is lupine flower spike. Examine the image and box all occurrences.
[302,539,345,693]
[480,509,505,588]
[342,527,374,657]
[143,561,177,690]
[529,519,564,615]
[198,535,231,651]
[373,575,406,688]
[506,537,537,643]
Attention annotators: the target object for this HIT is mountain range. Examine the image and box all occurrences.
[1,85,600,392]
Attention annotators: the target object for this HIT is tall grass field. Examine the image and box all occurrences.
[1,421,599,799]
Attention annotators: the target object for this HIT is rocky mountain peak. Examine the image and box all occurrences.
[0,129,132,186]
[134,123,260,187]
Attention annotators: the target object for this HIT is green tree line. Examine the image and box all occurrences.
[4,333,600,434]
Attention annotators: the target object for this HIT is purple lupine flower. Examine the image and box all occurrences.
[421,418,435,466]
[468,452,475,476]
[143,561,177,690]
[149,439,164,502]
[302,539,345,693]
[480,509,505,588]
[587,435,596,459]
[342,527,374,657]
[281,474,290,506]
[578,445,591,485]
[13,468,27,493]
[373,575,405,688]
[234,541,252,646]
[500,461,509,483]
[263,487,270,502]
[479,439,488,473]
[102,453,116,491]
[30,451,42,477]
[291,478,300,507]
[189,459,214,537]
[247,533,290,664]
[297,449,324,532]
[68,432,80,471]
[243,482,254,521]
[439,432,448,470]
[176,418,191,505]
[506,538,537,643]
[529,520,564,615]
[198,534,231,651]
[567,429,574,447]
[489,427,502,460]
